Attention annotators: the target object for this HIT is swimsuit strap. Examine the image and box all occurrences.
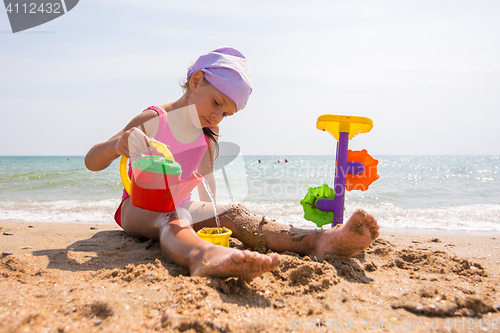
[143,105,165,115]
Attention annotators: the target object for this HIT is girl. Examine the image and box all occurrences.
[85,47,380,280]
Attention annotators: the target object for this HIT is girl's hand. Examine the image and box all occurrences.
[116,128,150,158]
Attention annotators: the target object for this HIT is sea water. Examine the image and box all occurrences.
[0,155,499,232]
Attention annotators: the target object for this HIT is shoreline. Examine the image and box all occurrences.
[1,221,499,332]
[381,227,500,236]
[3,220,500,234]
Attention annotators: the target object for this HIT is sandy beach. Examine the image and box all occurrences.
[1,220,499,333]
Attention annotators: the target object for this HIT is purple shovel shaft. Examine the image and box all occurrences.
[332,131,349,226]
[315,141,364,225]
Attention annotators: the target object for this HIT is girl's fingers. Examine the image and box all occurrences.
[128,128,150,157]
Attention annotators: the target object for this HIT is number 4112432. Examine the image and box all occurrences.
[444,318,498,330]
[5,2,62,14]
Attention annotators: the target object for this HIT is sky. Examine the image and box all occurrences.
[1,0,499,156]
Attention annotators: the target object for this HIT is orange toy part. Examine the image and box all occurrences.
[345,149,379,191]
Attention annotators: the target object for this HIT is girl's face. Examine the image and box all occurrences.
[188,72,237,128]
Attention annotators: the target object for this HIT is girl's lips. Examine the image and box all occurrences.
[204,117,211,126]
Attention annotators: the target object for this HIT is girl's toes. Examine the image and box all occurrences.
[242,250,254,261]
[231,251,244,263]
[254,255,266,265]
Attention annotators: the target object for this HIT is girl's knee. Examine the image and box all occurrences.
[174,207,193,225]
[159,208,193,229]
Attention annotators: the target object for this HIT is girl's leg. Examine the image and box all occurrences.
[183,201,380,258]
[119,199,279,278]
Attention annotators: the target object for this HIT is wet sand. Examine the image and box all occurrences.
[1,221,499,332]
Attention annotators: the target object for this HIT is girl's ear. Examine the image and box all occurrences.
[189,71,205,91]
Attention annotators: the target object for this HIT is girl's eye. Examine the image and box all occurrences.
[213,99,220,106]
[222,113,227,118]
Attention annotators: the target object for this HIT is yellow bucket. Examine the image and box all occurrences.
[197,227,232,247]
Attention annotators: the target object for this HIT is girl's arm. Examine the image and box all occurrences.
[197,125,219,201]
[84,110,158,172]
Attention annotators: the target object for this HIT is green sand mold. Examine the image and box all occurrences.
[300,184,336,228]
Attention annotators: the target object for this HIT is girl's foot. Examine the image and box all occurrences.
[313,209,379,258]
[190,246,280,280]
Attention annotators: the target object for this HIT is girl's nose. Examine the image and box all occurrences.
[211,110,223,123]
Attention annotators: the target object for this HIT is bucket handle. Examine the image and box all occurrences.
[120,139,175,195]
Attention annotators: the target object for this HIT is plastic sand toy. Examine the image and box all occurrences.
[300,115,379,228]
[120,140,203,213]
[197,227,232,247]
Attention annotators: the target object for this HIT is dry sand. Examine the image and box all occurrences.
[1,221,499,333]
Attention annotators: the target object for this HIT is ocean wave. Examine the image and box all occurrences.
[0,199,120,224]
